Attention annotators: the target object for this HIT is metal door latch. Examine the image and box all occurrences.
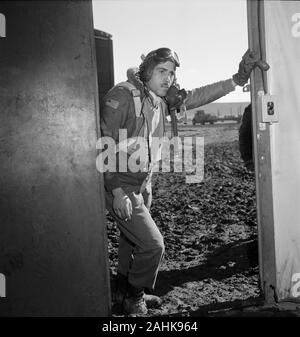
[258,92,279,123]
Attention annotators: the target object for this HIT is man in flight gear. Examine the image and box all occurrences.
[100,48,268,315]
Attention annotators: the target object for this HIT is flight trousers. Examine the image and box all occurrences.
[105,184,165,290]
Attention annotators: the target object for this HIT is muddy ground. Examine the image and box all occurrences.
[106,122,300,317]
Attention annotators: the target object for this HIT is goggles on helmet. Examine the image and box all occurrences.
[142,48,180,67]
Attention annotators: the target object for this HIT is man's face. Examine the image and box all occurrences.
[146,60,176,97]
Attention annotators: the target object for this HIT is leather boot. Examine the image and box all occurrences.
[123,283,147,315]
[116,275,162,313]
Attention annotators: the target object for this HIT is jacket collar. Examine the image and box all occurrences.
[148,90,161,109]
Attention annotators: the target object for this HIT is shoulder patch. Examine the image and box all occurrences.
[105,98,119,110]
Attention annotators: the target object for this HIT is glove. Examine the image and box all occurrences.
[166,85,187,110]
[232,49,269,87]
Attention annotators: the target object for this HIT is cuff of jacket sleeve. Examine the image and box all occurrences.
[223,78,237,92]
[104,172,122,192]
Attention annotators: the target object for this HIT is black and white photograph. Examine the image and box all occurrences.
[1,0,300,325]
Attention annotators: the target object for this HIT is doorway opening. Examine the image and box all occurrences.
[93,0,261,316]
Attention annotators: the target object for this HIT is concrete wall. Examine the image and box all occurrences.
[0,1,110,316]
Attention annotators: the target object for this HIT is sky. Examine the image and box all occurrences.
[92,0,250,103]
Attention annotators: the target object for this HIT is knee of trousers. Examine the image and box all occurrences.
[143,235,165,257]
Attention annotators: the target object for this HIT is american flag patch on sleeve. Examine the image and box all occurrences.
[105,99,119,109]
